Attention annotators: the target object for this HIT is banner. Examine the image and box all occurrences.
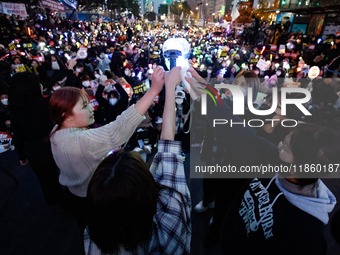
[133,81,147,95]
[60,0,77,10]
[41,0,65,12]
[0,2,27,17]
[0,132,12,154]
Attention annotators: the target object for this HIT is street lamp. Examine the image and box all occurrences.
[206,3,208,5]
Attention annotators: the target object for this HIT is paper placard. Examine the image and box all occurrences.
[14,64,26,73]
[270,45,277,51]
[9,42,15,50]
[149,54,159,59]
[291,53,298,59]
[256,59,269,71]
[1,2,28,18]
[233,64,240,72]
[133,82,148,95]
[308,45,315,50]
[279,45,285,54]
[89,96,100,111]
[76,47,88,59]
[0,132,12,154]
[10,50,17,56]
[308,66,320,80]
[153,94,159,104]
[284,52,291,57]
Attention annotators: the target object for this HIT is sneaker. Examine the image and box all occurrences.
[194,201,215,213]
[143,145,152,154]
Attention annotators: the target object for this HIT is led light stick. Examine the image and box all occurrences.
[163,38,197,100]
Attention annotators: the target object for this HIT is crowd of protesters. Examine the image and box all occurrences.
[1,8,340,255]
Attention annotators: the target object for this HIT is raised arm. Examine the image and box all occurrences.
[134,66,164,116]
[161,67,182,140]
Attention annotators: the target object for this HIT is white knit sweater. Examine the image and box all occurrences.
[50,106,144,197]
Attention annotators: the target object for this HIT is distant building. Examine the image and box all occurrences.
[277,0,340,38]
[144,0,154,13]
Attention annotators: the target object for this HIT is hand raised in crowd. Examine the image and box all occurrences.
[102,79,114,86]
[68,58,77,70]
[185,72,207,100]
[164,66,182,89]
[186,67,205,85]
[150,66,165,93]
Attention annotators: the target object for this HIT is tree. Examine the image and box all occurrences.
[170,1,191,18]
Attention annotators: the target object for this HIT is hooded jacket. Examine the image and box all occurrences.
[221,175,336,255]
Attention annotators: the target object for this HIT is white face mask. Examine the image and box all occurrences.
[95,74,101,79]
[175,98,184,105]
[222,63,226,67]
[276,71,282,76]
[76,68,81,73]
[207,70,212,74]
[109,98,118,106]
[53,86,61,91]
[1,98,8,105]
[82,81,90,87]
[153,64,157,69]
[125,70,130,76]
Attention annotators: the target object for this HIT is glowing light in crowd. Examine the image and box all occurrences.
[260,46,266,55]
[221,68,227,76]
[137,71,143,81]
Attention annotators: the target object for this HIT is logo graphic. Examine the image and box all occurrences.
[197,83,222,107]
[201,83,312,116]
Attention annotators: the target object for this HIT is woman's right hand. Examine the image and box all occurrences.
[150,66,165,93]
[186,67,205,84]
[165,67,182,89]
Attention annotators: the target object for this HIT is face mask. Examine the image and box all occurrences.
[95,74,101,79]
[82,81,90,87]
[76,68,81,73]
[222,63,226,67]
[207,70,212,74]
[153,64,157,69]
[109,98,118,106]
[125,70,130,76]
[1,98,8,105]
[53,86,61,91]
[175,98,184,105]
[237,85,247,97]
[276,71,282,76]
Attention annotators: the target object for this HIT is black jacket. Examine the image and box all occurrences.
[221,178,327,255]
[95,83,129,123]
[0,159,83,255]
